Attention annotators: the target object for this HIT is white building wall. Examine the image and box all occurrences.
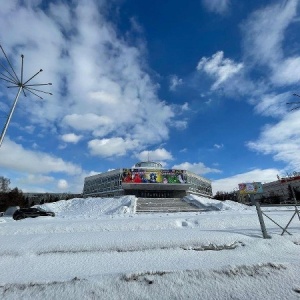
[83,168,213,198]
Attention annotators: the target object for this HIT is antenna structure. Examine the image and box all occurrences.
[286,93,300,111]
[0,44,52,147]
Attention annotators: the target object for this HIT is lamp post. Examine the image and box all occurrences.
[0,44,52,147]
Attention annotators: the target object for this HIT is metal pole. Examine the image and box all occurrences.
[0,46,52,147]
[291,185,298,204]
[290,185,300,220]
[281,211,297,235]
[281,185,300,235]
[251,194,271,239]
[0,86,22,147]
[261,211,292,235]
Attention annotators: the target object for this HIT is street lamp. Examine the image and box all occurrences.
[0,44,52,147]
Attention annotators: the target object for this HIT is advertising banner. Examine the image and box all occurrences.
[122,169,187,184]
[238,182,263,194]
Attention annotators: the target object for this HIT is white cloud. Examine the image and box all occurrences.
[195,1,300,180]
[172,162,221,175]
[32,143,39,149]
[23,125,35,134]
[242,0,298,64]
[202,0,230,15]
[129,17,144,34]
[247,110,300,171]
[197,51,243,90]
[87,170,100,177]
[271,56,300,86]
[172,120,188,130]
[212,168,280,194]
[18,174,54,186]
[214,144,224,149]
[253,92,290,118]
[242,0,299,83]
[0,138,82,175]
[169,75,183,91]
[61,133,83,144]
[136,148,173,161]
[88,137,139,157]
[181,102,189,111]
[57,179,69,190]
[0,0,176,154]
[63,114,113,133]
[230,1,300,176]
[195,1,299,99]
[48,2,72,31]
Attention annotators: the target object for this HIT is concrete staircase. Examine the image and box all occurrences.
[136,197,203,213]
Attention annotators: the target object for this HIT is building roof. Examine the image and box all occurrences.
[134,161,163,169]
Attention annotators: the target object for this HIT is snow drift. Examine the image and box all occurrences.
[37,196,137,219]
[183,195,252,211]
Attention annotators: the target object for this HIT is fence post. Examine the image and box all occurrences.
[250,194,271,239]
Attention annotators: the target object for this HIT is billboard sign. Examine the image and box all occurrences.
[238,182,263,194]
[122,169,187,184]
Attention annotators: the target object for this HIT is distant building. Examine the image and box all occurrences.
[237,174,300,204]
[259,174,300,203]
[83,161,212,198]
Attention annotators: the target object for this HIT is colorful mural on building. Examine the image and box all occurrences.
[238,182,263,194]
[122,169,187,184]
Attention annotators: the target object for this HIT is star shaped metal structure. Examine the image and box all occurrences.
[0,44,52,147]
[286,93,300,111]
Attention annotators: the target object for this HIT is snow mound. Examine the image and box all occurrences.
[183,195,251,211]
[37,196,137,219]
[35,195,250,219]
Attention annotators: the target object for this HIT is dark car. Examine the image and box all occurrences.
[13,207,55,220]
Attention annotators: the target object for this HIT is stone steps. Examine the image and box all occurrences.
[136,197,202,213]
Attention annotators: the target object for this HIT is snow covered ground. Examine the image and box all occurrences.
[0,195,299,299]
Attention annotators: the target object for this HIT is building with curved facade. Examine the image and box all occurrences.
[83,161,212,198]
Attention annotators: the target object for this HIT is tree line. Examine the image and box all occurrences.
[214,185,300,205]
[0,176,73,212]
[213,191,239,201]
[0,187,27,212]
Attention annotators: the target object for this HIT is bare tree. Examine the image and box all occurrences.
[0,176,10,192]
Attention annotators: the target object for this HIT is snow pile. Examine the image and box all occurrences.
[36,195,250,219]
[183,195,251,211]
[37,196,137,219]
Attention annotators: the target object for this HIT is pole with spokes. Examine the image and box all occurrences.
[0,86,22,146]
[0,45,52,147]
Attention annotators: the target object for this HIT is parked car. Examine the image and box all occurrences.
[13,207,55,220]
[4,206,20,217]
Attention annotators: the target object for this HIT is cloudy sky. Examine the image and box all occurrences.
[0,0,300,194]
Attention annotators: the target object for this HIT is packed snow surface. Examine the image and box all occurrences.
[0,195,299,299]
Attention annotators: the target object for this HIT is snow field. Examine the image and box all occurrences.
[0,195,299,299]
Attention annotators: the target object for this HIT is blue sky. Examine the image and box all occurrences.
[0,0,300,194]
